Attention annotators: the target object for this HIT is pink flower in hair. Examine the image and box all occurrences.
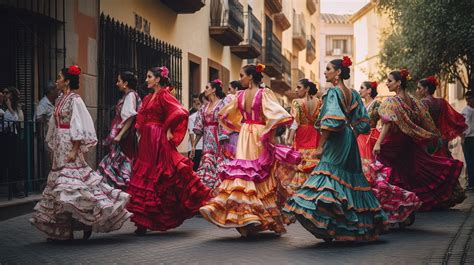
[212,79,223,86]
[160,66,169,79]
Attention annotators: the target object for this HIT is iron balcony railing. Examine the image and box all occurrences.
[293,12,306,39]
[265,33,283,73]
[247,11,262,49]
[210,0,245,34]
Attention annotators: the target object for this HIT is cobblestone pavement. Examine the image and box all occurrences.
[0,193,472,265]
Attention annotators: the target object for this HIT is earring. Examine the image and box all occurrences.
[334,76,339,85]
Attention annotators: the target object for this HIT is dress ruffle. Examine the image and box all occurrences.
[98,144,133,189]
[30,166,132,240]
[196,151,224,189]
[368,161,422,224]
[200,175,287,233]
[284,161,388,241]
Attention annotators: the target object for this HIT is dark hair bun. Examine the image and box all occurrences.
[119,71,138,90]
[61,67,80,90]
[243,64,263,84]
[299,78,318,95]
[329,59,351,80]
[210,79,226,99]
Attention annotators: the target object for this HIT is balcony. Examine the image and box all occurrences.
[306,36,316,64]
[160,0,205,13]
[265,0,282,15]
[307,0,317,15]
[273,0,291,31]
[231,10,262,59]
[292,12,306,51]
[263,33,283,77]
[209,0,244,46]
[271,56,292,93]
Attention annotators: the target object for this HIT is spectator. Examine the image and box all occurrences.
[35,81,58,123]
[462,90,474,191]
[188,92,205,171]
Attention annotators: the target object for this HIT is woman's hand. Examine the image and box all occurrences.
[373,142,381,157]
[167,129,173,141]
[315,146,323,159]
[67,150,77,162]
[113,135,122,143]
[189,147,195,159]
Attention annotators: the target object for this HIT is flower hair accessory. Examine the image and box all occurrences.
[256,63,266,73]
[342,56,352,67]
[370,81,378,89]
[212,79,223,86]
[159,66,169,79]
[68,65,81,76]
[426,76,438,86]
[400,68,412,80]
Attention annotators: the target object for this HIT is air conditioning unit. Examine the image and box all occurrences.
[332,48,342,56]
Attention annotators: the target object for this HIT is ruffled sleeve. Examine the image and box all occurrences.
[261,88,293,138]
[192,104,205,135]
[161,88,189,146]
[350,92,370,135]
[70,95,98,153]
[218,91,243,133]
[45,114,56,149]
[316,87,347,131]
[290,99,301,130]
[438,99,467,141]
[120,92,139,127]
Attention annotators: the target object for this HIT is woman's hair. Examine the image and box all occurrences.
[299,78,318,96]
[329,59,351,80]
[148,66,170,87]
[5,86,20,111]
[230,80,244,91]
[210,79,226,99]
[242,64,264,84]
[418,77,437,95]
[198,92,207,104]
[60,67,80,90]
[389,70,408,90]
[362,81,378,98]
[119,71,138,90]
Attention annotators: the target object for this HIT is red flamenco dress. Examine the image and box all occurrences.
[126,88,212,231]
[356,100,381,175]
[421,96,467,206]
[376,95,463,211]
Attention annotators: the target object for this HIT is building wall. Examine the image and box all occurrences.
[319,20,354,90]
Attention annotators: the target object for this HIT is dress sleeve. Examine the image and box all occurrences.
[350,93,370,135]
[161,89,189,146]
[45,114,56,149]
[438,99,468,141]
[316,88,346,131]
[290,99,300,130]
[120,92,139,126]
[70,96,98,153]
[261,88,293,140]
[218,91,243,133]
[193,105,205,136]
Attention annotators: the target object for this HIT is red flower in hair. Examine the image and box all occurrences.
[342,56,352,67]
[212,79,223,86]
[256,63,266,73]
[400,68,410,79]
[371,81,378,89]
[68,65,81,76]
[426,76,438,86]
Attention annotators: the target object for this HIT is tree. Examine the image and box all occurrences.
[378,0,474,92]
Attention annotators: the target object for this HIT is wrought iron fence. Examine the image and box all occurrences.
[248,10,262,49]
[97,14,183,163]
[0,119,49,200]
[265,33,283,73]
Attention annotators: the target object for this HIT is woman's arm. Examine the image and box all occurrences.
[114,118,134,142]
[315,129,330,158]
[373,122,391,156]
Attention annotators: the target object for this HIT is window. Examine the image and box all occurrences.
[188,53,201,108]
[326,35,352,56]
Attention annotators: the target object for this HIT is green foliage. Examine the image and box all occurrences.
[378,0,474,90]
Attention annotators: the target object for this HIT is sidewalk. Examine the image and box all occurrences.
[0,193,42,221]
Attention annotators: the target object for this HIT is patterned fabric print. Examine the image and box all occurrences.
[98,91,140,189]
[194,100,226,189]
[31,94,131,240]
[378,95,439,144]
[368,100,381,128]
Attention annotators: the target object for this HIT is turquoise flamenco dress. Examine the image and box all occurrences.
[284,87,387,241]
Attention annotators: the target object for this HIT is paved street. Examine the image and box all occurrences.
[0,193,473,264]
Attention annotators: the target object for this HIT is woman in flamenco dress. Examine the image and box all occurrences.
[200,64,301,237]
[220,80,245,160]
[191,79,227,190]
[284,57,387,242]
[416,76,467,207]
[126,66,212,235]
[281,78,322,193]
[373,69,463,211]
[357,81,422,227]
[97,71,141,190]
[30,65,131,241]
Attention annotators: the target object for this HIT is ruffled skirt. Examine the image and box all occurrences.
[30,130,131,240]
[97,144,133,189]
[126,123,211,231]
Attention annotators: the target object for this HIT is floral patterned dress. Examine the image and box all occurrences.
[193,99,227,190]
[30,92,131,240]
[97,91,141,189]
